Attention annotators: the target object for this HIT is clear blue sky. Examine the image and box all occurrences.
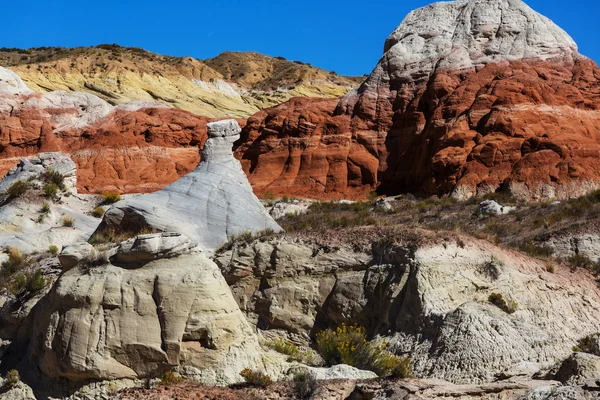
[1,0,598,76]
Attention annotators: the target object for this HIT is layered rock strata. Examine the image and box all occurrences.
[101,120,282,252]
[235,0,600,201]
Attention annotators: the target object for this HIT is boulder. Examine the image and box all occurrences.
[29,251,267,385]
[555,353,600,385]
[101,119,282,253]
[306,364,377,380]
[0,66,31,95]
[58,242,96,270]
[113,232,196,266]
[478,200,516,215]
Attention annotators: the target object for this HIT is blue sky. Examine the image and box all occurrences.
[1,0,598,76]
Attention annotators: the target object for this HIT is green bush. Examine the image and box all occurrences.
[1,247,29,276]
[293,370,318,399]
[315,323,413,377]
[40,202,51,214]
[40,168,65,190]
[5,369,20,388]
[158,370,184,386]
[488,293,518,314]
[6,181,30,199]
[48,245,59,256]
[239,368,272,387]
[573,333,600,356]
[9,269,46,297]
[43,183,58,197]
[101,192,122,205]
[62,216,74,227]
[267,338,299,357]
[92,206,105,218]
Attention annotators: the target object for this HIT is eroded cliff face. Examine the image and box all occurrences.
[235,0,600,201]
[0,77,216,194]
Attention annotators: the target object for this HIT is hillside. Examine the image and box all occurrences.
[0,45,361,117]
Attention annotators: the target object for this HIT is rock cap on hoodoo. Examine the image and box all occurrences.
[207,119,242,138]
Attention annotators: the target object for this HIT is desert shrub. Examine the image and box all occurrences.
[159,370,184,386]
[40,202,51,214]
[101,192,122,205]
[315,323,413,377]
[216,229,277,253]
[43,183,58,197]
[1,247,29,276]
[36,214,45,224]
[6,181,30,199]
[4,369,20,388]
[62,216,74,227]
[293,370,318,399]
[48,245,59,256]
[40,168,65,190]
[457,239,466,249]
[92,206,105,218]
[239,368,272,387]
[518,241,554,258]
[9,269,46,297]
[477,257,502,280]
[573,333,600,356]
[267,338,299,357]
[568,253,597,272]
[488,293,518,314]
[545,261,556,273]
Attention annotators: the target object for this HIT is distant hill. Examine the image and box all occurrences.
[0,45,362,117]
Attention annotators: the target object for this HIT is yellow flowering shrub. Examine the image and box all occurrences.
[315,323,412,378]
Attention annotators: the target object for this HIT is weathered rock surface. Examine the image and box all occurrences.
[0,153,99,254]
[0,66,31,95]
[216,233,600,383]
[101,120,282,253]
[478,200,516,215]
[29,245,267,385]
[554,353,600,385]
[234,0,600,201]
[58,242,97,271]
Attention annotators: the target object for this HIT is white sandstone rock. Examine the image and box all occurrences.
[58,242,96,271]
[29,252,267,385]
[113,232,196,265]
[0,66,31,95]
[478,200,516,215]
[22,91,112,131]
[102,119,282,253]
[362,0,579,88]
[306,364,378,380]
[0,153,100,255]
[269,200,311,220]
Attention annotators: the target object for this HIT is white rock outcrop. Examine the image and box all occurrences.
[102,119,282,253]
[29,237,266,385]
[0,153,100,254]
[362,0,579,87]
[0,66,31,95]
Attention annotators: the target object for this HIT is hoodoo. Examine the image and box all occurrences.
[101,119,282,252]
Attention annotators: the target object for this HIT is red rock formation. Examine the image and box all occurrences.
[0,96,212,193]
[233,1,600,201]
